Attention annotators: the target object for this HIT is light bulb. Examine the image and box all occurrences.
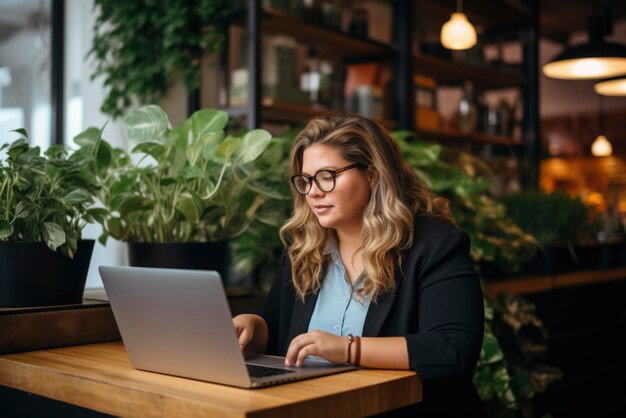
[440,13,477,50]
[591,134,613,156]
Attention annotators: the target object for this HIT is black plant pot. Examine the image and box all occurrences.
[0,240,94,307]
[127,241,230,285]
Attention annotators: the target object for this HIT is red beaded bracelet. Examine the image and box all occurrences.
[354,336,361,367]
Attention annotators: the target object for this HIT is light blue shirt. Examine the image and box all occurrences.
[307,244,371,337]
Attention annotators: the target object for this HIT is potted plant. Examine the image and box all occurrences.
[0,130,105,307]
[80,105,275,283]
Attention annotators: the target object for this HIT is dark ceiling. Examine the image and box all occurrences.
[541,0,626,43]
[415,0,626,45]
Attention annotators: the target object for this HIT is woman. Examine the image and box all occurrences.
[233,114,485,416]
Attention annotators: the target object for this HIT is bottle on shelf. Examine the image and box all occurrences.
[300,47,332,108]
[458,80,478,133]
[349,1,369,38]
[320,1,342,29]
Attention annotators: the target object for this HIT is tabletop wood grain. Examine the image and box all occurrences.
[0,342,421,418]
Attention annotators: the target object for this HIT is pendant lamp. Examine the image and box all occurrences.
[543,15,626,80]
[591,95,612,157]
[595,75,626,96]
[440,0,477,51]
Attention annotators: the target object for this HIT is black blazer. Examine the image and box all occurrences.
[252,216,486,417]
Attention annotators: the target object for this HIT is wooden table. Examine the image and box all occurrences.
[0,342,421,417]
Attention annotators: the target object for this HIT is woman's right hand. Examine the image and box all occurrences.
[232,314,268,353]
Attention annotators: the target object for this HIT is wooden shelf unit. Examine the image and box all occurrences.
[232,8,394,60]
[413,54,526,90]
[226,0,539,182]
[416,128,522,148]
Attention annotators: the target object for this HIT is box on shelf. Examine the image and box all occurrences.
[414,74,439,131]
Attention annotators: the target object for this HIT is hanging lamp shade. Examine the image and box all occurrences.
[595,76,626,96]
[591,134,613,156]
[441,12,477,50]
[543,15,626,80]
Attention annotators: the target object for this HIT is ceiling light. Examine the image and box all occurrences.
[591,94,612,157]
[595,76,626,96]
[591,134,612,156]
[440,0,477,51]
[543,15,626,80]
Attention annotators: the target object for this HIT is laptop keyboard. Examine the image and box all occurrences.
[246,364,296,378]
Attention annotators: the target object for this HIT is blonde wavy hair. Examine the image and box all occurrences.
[280,114,455,302]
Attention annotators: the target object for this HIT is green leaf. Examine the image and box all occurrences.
[176,119,192,149]
[44,144,69,159]
[202,143,218,160]
[480,334,504,364]
[107,218,124,239]
[96,140,113,171]
[131,141,166,160]
[98,233,109,246]
[119,196,153,217]
[74,127,102,147]
[63,189,93,205]
[190,108,228,140]
[43,222,66,251]
[180,166,202,179]
[14,201,36,219]
[0,220,14,239]
[85,208,109,224]
[123,105,169,143]
[110,175,137,195]
[216,137,239,158]
[11,128,28,139]
[7,139,29,160]
[254,202,287,227]
[177,192,202,223]
[236,129,272,164]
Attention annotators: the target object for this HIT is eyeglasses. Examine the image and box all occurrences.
[290,163,365,196]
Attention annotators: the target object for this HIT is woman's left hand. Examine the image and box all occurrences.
[285,330,348,366]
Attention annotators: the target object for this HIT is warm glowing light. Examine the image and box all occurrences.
[440,13,477,50]
[595,77,626,96]
[543,57,626,79]
[591,134,613,157]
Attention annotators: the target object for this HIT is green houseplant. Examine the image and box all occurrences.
[89,0,236,118]
[392,132,561,417]
[79,104,276,282]
[500,190,602,275]
[0,130,105,307]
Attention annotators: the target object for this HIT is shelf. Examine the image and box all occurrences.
[416,128,522,148]
[484,267,626,297]
[414,54,526,89]
[228,101,396,130]
[233,8,394,61]
[0,299,120,355]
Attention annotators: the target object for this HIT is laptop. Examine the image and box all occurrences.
[98,265,357,388]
